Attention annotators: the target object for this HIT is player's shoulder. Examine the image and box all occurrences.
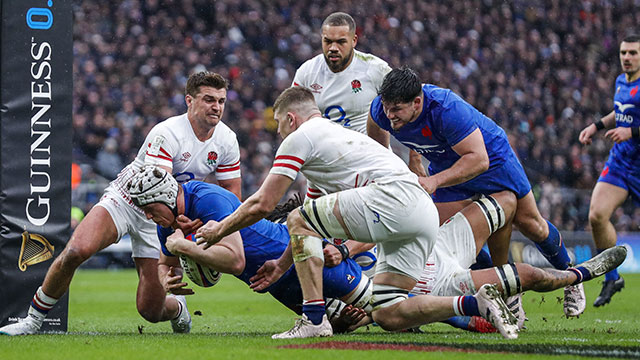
[353,50,391,76]
[150,113,188,134]
[294,54,326,80]
[213,121,236,137]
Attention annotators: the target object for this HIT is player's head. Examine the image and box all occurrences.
[128,166,180,227]
[321,12,357,73]
[273,87,321,139]
[379,67,423,130]
[620,35,640,78]
[185,71,228,129]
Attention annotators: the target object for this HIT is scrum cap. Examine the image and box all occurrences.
[128,166,178,214]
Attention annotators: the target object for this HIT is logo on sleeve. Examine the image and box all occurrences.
[207,151,218,166]
[179,152,191,162]
[351,79,362,93]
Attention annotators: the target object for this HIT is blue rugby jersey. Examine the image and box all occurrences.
[157,181,290,286]
[370,84,512,176]
[609,74,640,175]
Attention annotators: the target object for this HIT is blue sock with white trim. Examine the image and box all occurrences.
[535,220,571,270]
[302,299,325,325]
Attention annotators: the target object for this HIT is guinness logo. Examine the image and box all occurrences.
[18,231,54,271]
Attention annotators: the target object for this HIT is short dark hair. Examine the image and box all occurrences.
[623,34,640,44]
[379,67,422,104]
[273,87,316,114]
[185,71,228,97]
[322,12,356,33]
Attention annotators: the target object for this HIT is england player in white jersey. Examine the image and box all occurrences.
[0,72,241,336]
[293,12,390,278]
[292,12,391,136]
[195,87,519,340]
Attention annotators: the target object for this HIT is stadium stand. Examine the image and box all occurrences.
[71,0,640,232]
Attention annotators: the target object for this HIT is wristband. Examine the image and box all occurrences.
[594,120,605,131]
[632,127,640,139]
[331,243,350,261]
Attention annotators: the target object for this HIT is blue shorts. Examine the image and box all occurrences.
[598,160,640,206]
[266,258,363,314]
[432,152,531,203]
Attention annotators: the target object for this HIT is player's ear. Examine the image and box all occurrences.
[352,33,358,47]
[185,94,193,107]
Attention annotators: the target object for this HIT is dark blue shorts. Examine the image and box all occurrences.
[432,152,531,203]
[598,160,640,206]
[267,258,363,314]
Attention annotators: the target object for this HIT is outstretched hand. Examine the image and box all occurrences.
[163,266,194,296]
[195,220,222,249]
[249,259,286,292]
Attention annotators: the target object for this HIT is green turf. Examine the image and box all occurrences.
[1,270,640,359]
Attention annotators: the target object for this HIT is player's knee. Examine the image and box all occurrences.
[137,303,163,323]
[371,307,403,331]
[588,208,610,227]
[58,244,94,269]
[286,210,305,233]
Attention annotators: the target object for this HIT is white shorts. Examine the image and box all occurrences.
[96,185,161,259]
[301,176,439,281]
[411,213,477,296]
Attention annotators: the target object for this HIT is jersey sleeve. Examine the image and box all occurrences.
[369,59,392,92]
[292,65,307,87]
[305,180,323,200]
[214,132,241,180]
[269,130,313,180]
[437,99,478,147]
[157,226,175,257]
[142,126,177,170]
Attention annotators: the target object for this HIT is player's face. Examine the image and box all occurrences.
[186,86,226,128]
[274,110,294,139]
[382,98,421,130]
[321,25,357,73]
[620,41,640,78]
[141,203,175,228]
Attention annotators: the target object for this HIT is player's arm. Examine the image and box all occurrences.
[158,252,194,295]
[166,229,245,275]
[218,177,242,200]
[196,173,293,248]
[408,150,427,177]
[367,112,390,148]
[419,128,489,194]
[579,110,615,145]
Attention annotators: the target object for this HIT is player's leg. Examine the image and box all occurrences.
[513,191,571,269]
[588,180,628,307]
[129,218,186,332]
[434,199,472,225]
[0,205,119,335]
[271,203,333,339]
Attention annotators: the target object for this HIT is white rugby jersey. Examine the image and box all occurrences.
[270,117,411,195]
[292,50,391,134]
[110,113,240,209]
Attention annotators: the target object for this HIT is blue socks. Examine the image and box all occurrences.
[470,247,494,270]
[535,220,571,270]
[453,296,480,317]
[302,299,325,325]
[598,248,620,282]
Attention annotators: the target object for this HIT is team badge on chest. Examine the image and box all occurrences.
[207,151,218,166]
[351,79,362,93]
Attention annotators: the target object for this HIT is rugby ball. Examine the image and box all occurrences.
[179,255,222,288]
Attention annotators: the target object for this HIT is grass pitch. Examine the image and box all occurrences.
[1,270,640,359]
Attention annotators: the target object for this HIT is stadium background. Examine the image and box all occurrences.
[68,0,640,271]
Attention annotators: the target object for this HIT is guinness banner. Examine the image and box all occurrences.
[0,1,72,331]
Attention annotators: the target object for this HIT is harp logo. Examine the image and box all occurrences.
[18,231,54,272]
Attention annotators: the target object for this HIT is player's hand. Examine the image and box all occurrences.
[323,245,343,267]
[166,229,186,255]
[605,127,632,144]
[249,259,286,292]
[418,176,438,194]
[339,305,367,326]
[163,266,194,295]
[195,220,222,249]
[175,215,203,235]
[578,124,597,145]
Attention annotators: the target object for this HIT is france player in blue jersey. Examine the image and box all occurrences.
[126,166,372,333]
[367,67,583,317]
[578,35,640,307]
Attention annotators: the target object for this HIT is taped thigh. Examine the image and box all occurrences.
[494,263,522,297]
[371,284,409,311]
[473,194,505,234]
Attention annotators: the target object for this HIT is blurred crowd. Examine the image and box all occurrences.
[72,0,640,232]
